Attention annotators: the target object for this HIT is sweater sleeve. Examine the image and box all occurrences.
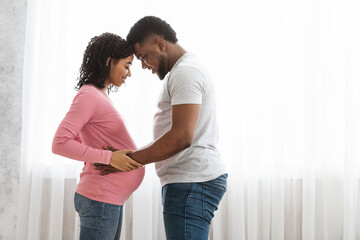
[52,88,112,164]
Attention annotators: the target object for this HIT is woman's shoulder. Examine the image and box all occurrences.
[72,84,105,104]
[77,84,103,96]
[79,84,100,92]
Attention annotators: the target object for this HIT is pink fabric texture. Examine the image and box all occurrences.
[52,84,144,205]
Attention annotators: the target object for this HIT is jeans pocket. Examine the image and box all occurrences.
[202,185,226,223]
[74,193,93,216]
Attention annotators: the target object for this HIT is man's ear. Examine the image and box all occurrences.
[155,38,166,51]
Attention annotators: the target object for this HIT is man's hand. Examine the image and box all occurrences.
[94,146,143,175]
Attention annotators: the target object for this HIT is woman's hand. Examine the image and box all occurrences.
[109,150,143,171]
[94,163,122,175]
[94,146,143,175]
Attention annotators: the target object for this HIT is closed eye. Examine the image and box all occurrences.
[139,55,147,63]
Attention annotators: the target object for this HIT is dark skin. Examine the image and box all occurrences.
[94,35,201,175]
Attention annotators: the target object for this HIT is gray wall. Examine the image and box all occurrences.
[0,0,27,239]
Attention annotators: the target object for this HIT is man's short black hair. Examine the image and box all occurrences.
[127,16,178,45]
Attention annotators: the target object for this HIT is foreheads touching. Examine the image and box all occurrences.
[126,16,177,46]
[126,16,178,80]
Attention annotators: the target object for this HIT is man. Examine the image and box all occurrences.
[96,16,227,240]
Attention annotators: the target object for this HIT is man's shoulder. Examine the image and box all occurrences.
[168,65,206,87]
[174,53,201,69]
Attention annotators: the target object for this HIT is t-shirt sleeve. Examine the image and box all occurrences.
[52,88,111,164]
[168,66,206,105]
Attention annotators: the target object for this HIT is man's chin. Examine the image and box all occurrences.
[158,72,167,80]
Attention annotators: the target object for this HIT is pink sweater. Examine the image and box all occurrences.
[52,84,144,205]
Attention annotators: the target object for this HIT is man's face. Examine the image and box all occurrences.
[134,37,168,80]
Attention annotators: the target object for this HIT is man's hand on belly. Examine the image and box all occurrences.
[94,146,143,174]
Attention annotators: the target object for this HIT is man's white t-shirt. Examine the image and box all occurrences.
[153,52,227,187]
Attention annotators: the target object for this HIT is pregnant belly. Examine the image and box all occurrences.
[77,165,145,205]
[101,167,145,195]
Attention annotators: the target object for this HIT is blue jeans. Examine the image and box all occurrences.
[74,193,123,240]
[162,174,228,240]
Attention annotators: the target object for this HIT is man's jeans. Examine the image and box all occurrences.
[74,193,123,240]
[162,174,228,240]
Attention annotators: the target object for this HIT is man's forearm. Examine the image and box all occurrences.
[128,129,192,165]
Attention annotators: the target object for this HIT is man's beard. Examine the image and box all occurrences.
[158,56,167,80]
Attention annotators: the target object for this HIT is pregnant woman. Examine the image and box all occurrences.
[52,32,144,240]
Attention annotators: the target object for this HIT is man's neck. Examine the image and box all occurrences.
[168,44,187,71]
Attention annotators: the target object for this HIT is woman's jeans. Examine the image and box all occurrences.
[74,193,123,240]
[162,174,228,240]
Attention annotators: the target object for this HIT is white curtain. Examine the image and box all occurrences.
[17,0,360,239]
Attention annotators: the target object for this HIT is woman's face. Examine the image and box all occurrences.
[106,55,134,87]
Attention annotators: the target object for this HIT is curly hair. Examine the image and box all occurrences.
[76,32,134,93]
[127,16,178,45]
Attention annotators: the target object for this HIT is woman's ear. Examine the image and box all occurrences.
[106,57,111,67]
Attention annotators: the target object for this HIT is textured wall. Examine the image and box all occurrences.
[0,0,27,239]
